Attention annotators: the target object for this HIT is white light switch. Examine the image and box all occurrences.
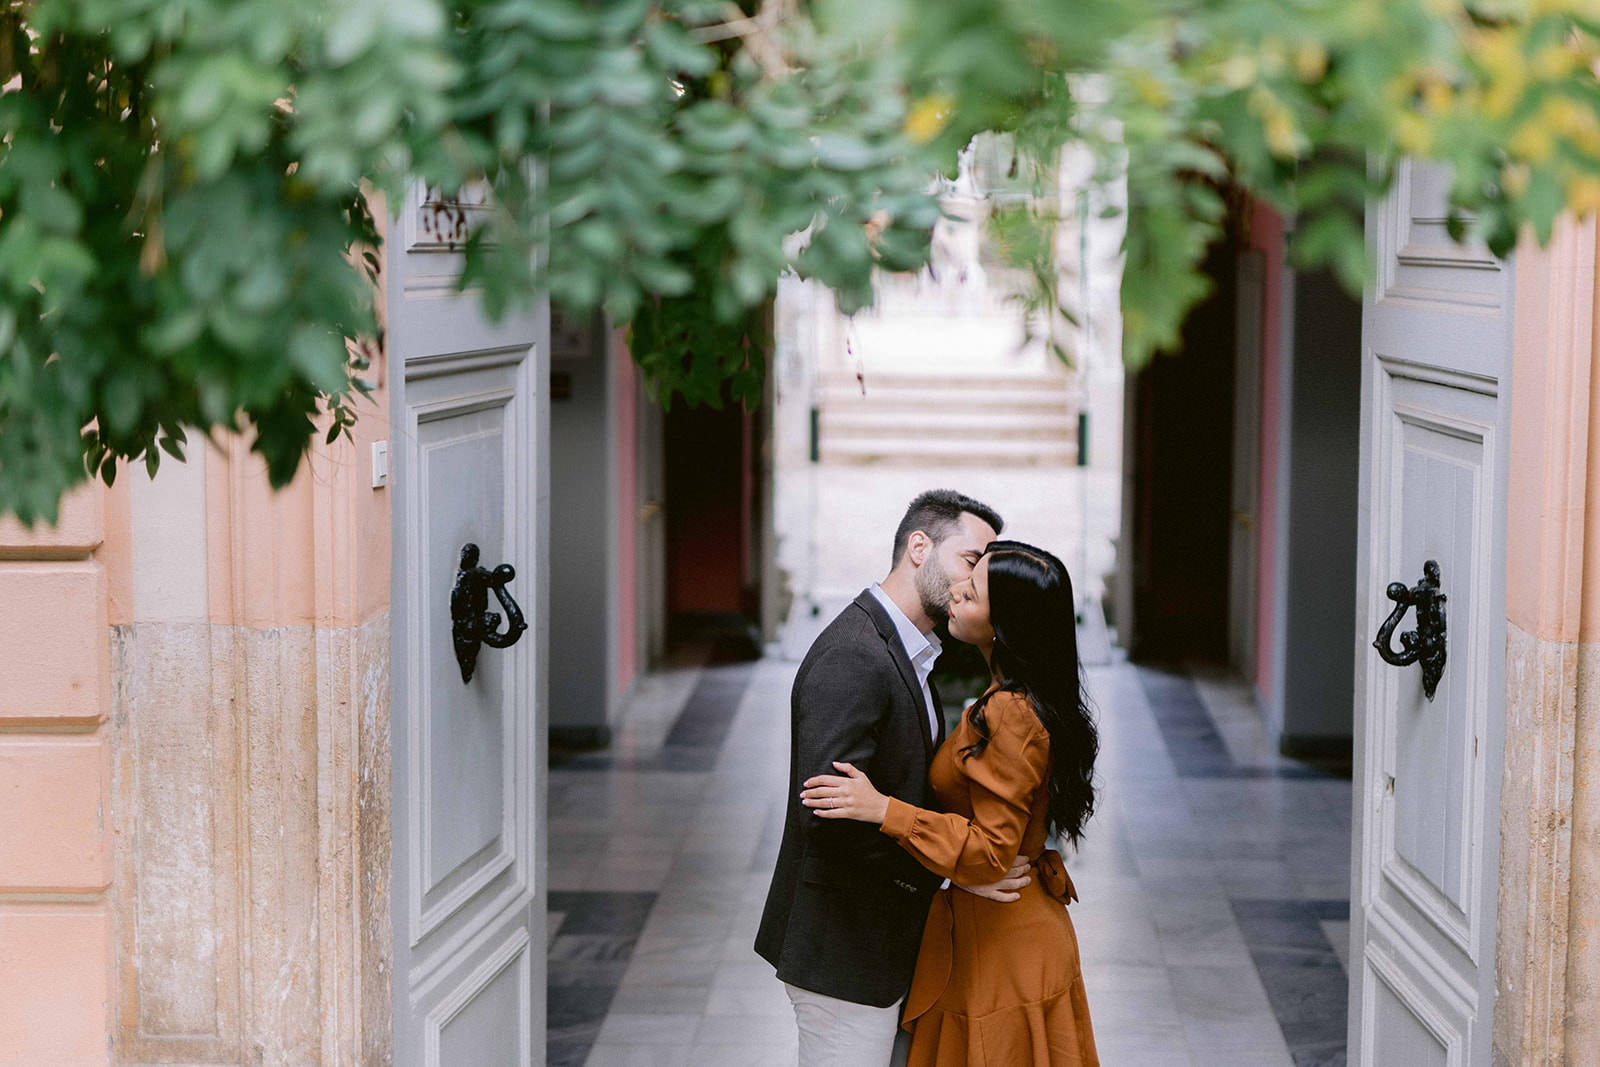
[371,440,389,489]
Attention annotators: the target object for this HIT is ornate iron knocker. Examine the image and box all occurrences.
[450,542,527,683]
[1372,559,1447,700]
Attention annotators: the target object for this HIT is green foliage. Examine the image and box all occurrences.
[1,0,943,522]
[8,0,1600,521]
[441,2,942,405]
[838,0,1600,367]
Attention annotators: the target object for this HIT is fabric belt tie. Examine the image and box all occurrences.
[1033,848,1079,904]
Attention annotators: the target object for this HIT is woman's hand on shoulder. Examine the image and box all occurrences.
[801,762,890,825]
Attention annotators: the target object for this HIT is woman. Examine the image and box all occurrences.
[801,540,1100,1066]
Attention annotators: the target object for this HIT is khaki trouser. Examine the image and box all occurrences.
[783,982,905,1066]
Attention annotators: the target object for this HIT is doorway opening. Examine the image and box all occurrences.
[1115,194,1363,1065]
[1119,197,1363,764]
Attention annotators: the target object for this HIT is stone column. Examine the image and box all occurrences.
[0,487,115,1065]
[104,387,393,1065]
[1495,215,1600,1066]
[85,206,396,1067]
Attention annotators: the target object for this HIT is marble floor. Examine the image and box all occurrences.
[547,645,1353,1067]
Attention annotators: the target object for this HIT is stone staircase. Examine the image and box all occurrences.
[817,369,1079,467]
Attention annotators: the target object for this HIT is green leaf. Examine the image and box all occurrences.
[644,20,715,76]
[326,3,383,65]
[288,325,350,393]
[679,102,754,153]
[510,0,600,42]
[102,373,143,437]
[812,133,879,171]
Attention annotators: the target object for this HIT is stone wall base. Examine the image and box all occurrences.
[110,612,391,1066]
[1494,625,1600,1066]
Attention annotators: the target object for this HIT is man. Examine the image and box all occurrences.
[755,490,1031,1064]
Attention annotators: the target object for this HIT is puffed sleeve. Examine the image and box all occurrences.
[879,692,1049,885]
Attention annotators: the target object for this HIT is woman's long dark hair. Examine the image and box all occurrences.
[960,540,1099,847]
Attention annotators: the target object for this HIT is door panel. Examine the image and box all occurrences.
[430,929,533,1066]
[390,183,548,1066]
[1366,942,1458,1067]
[409,369,523,941]
[1380,377,1495,944]
[1353,161,1510,1066]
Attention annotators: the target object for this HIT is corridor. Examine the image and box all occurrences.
[547,643,1353,1067]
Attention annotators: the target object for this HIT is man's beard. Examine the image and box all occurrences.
[914,554,952,622]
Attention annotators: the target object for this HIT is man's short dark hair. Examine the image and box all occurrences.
[891,490,1004,568]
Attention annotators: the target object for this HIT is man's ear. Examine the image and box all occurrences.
[907,530,931,567]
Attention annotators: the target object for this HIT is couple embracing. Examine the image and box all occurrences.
[756,490,1102,1066]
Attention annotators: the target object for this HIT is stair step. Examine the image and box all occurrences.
[825,426,1074,444]
[822,412,1074,442]
[817,388,1074,413]
[819,437,1078,466]
[819,371,1073,393]
[823,405,1074,426]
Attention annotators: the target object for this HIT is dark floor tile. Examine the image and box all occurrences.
[1262,963,1347,1027]
[1208,765,1337,780]
[547,984,616,1034]
[557,746,720,772]
[1232,902,1341,952]
[1250,946,1350,968]
[556,655,756,774]
[1136,665,1343,781]
[1310,900,1350,921]
[1292,1042,1349,1067]
[1278,1011,1349,1051]
[547,959,632,989]
[546,1041,594,1067]
[546,891,659,1064]
[1232,896,1349,1064]
[636,745,723,772]
[547,891,657,936]
[549,933,641,962]
[663,681,750,748]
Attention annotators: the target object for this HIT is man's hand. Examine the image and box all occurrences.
[955,856,1031,902]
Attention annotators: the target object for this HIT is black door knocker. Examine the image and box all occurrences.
[450,543,527,683]
[1372,559,1447,700]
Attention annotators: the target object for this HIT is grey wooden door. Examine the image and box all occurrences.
[1350,160,1512,1066]
[388,183,549,1065]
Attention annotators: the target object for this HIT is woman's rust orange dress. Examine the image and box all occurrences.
[879,688,1099,1067]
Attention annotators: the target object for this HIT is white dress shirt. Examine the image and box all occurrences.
[869,583,942,742]
[868,583,952,891]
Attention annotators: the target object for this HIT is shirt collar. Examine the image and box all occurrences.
[869,583,940,668]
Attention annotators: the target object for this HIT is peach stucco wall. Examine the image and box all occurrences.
[1,225,393,1063]
[1496,215,1600,1065]
[2,391,393,1066]
[0,486,115,1065]
[1505,219,1600,643]
[100,391,393,1065]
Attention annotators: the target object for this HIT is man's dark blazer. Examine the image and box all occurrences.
[754,589,948,1008]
